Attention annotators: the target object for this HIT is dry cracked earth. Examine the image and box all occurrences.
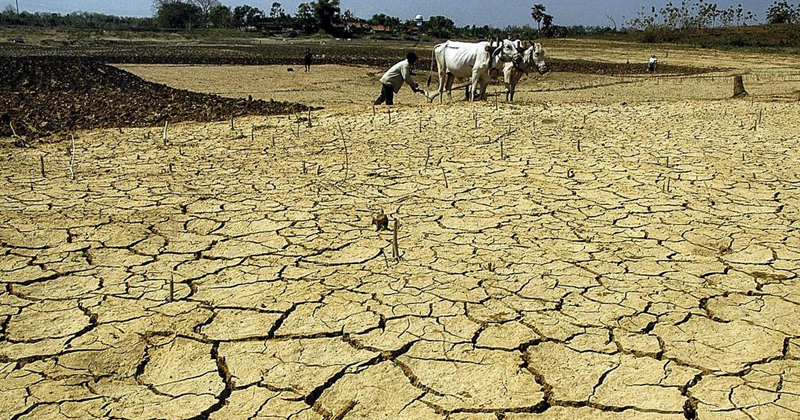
[3,49,800,420]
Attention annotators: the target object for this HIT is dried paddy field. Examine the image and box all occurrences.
[2,40,800,420]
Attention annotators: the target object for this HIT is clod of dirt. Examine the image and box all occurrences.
[372,212,389,232]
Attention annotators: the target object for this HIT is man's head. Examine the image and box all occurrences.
[406,51,418,64]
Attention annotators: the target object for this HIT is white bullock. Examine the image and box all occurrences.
[428,39,521,103]
[493,41,548,101]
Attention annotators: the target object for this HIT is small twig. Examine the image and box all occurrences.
[441,167,449,188]
[251,127,255,142]
[307,108,313,128]
[169,274,174,302]
[577,138,582,152]
[423,145,431,168]
[230,114,235,130]
[162,120,169,146]
[338,122,348,181]
[40,154,46,178]
[387,107,392,125]
[493,129,517,144]
[392,219,400,261]
[69,134,76,180]
[500,140,504,160]
[9,122,30,148]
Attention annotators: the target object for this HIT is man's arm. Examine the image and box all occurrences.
[401,62,419,92]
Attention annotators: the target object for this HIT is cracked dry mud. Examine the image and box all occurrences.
[3,62,800,419]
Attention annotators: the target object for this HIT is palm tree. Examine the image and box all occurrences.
[531,4,546,36]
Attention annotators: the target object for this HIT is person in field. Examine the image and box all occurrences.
[648,54,658,72]
[303,49,313,72]
[374,51,421,105]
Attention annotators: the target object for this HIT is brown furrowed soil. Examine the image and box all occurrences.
[2,38,800,420]
[0,56,310,139]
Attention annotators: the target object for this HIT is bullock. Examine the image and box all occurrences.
[428,38,521,103]
[500,41,548,101]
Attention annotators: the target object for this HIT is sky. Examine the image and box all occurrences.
[9,0,776,27]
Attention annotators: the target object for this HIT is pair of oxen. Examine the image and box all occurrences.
[426,38,548,103]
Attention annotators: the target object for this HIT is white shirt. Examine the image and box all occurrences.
[649,56,658,65]
[380,59,418,93]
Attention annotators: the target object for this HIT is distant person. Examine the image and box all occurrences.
[648,54,658,72]
[374,51,420,106]
[303,49,312,72]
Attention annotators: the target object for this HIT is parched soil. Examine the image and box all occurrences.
[0,56,311,138]
[2,38,800,420]
[2,99,800,420]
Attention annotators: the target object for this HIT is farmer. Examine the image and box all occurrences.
[303,49,313,72]
[374,51,421,106]
[648,54,658,72]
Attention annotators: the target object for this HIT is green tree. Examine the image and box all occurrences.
[233,4,264,29]
[368,13,400,27]
[312,0,341,34]
[295,2,317,33]
[155,1,203,29]
[766,0,799,24]
[542,13,553,30]
[190,0,219,15]
[531,4,546,34]
[207,4,232,27]
[269,2,285,19]
[342,9,356,21]
[423,15,455,38]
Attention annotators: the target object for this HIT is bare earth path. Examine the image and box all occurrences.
[3,41,800,420]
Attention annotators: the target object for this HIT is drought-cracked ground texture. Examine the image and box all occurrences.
[2,40,800,420]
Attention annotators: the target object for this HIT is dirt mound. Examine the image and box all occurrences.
[0,56,311,139]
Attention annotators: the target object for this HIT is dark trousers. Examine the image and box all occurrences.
[374,83,394,105]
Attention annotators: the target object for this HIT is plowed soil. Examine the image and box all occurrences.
[0,56,310,138]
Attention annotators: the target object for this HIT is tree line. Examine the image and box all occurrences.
[1,0,797,38]
[626,0,800,30]
[0,1,611,39]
